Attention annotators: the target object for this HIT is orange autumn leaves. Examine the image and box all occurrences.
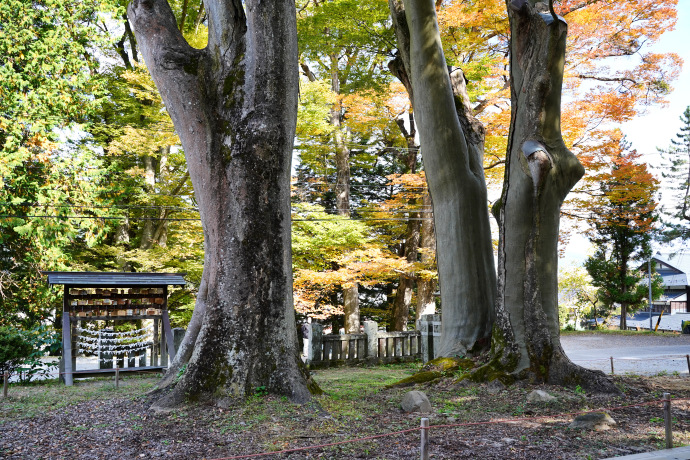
[437,0,680,189]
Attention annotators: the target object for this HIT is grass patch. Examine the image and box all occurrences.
[312,363,419,416]
[1,362,689,459]
[0,374,158,420]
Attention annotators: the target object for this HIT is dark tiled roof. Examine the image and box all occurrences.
[42,271,187,287]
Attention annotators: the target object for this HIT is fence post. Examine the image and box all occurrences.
[173,328,186,358]
[418,314,441,363]
[420,417,429,460]
[309,323,323,363]
[3,371,8,398]
[663,392,672,449]
[364,320,378,361]
[115,367,120,388]
[686,354,689,375]
[610,356,614,375]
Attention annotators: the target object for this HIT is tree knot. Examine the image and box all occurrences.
[522,140,553,190]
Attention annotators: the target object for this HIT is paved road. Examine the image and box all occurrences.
[561,333,690,376]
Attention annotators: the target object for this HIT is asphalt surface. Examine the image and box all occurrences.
[561,333,690,376]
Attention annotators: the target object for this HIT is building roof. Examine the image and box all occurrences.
[654,251,690,275]
[648,251,690,289]
[42,271,187,287]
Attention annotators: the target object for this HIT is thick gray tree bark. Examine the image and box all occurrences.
[390,0,497,356]
[128,0,316,406]
[489,0,615,391]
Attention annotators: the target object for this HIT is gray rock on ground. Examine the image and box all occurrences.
[401,390,431,413]
[485,379,506,394]
[569,412,617,431]
[527,389,557,403]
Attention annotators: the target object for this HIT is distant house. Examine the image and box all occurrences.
[643,252,690,314]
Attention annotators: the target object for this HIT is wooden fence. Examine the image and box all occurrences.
[306,316,441,368]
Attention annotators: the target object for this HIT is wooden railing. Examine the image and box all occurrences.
[306,317,439,368]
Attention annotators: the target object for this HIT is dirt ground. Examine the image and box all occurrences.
[0,365,689,459]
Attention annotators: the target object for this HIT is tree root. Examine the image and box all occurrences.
[385,357,475,388]
[466,349,621,395]
[546,353,621,395]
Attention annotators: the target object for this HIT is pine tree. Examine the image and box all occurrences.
[584,140,660,329]
[658,106,690,242]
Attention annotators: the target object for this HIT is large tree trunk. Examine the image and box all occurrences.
[490,0,615,392]
[390,0,497,356]
[128,0,316,406]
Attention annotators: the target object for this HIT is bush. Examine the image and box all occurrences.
[0,327,34,378]
[17,325,61,382]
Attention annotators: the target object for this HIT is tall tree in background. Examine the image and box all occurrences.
[658,106,690,243]
[79,3,205,323]
[296,0,394,332]
[584,140,660,329]
[128,0,315,406]
[0,0,116,328]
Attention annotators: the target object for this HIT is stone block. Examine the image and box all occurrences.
[401,390,432,413]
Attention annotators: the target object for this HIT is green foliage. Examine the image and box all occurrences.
[584,140,662,319]
[292,203,408,319]
[0,327,34,378]
[292,203,373,272]
[585,254,664,316]
[15,325,60,382]
[297,0,393,93]
[0,0,120,328]
[657,106,690,242]
[0,0,117,160]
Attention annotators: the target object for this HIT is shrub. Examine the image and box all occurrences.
[0,327,34,378]
[17,325,61,382]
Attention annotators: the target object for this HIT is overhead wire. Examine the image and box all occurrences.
[0,214,433,222]
[0,203,431,214]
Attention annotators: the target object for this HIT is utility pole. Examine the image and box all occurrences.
[648,257,653,331]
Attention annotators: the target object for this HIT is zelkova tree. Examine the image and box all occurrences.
[389,0,497,356]
[128,0,316,405]
[484,0,613,389]
[393,0,615,390]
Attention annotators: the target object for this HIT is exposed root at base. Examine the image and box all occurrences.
[465,353,621,395]
[386,357,476,388]
[547,355,621,395]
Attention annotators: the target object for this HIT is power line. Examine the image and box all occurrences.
[0,214,433,222]
[0,203,431,214]
[0,215,200,221]
[0,203,198,212]
[291,182,428,189]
